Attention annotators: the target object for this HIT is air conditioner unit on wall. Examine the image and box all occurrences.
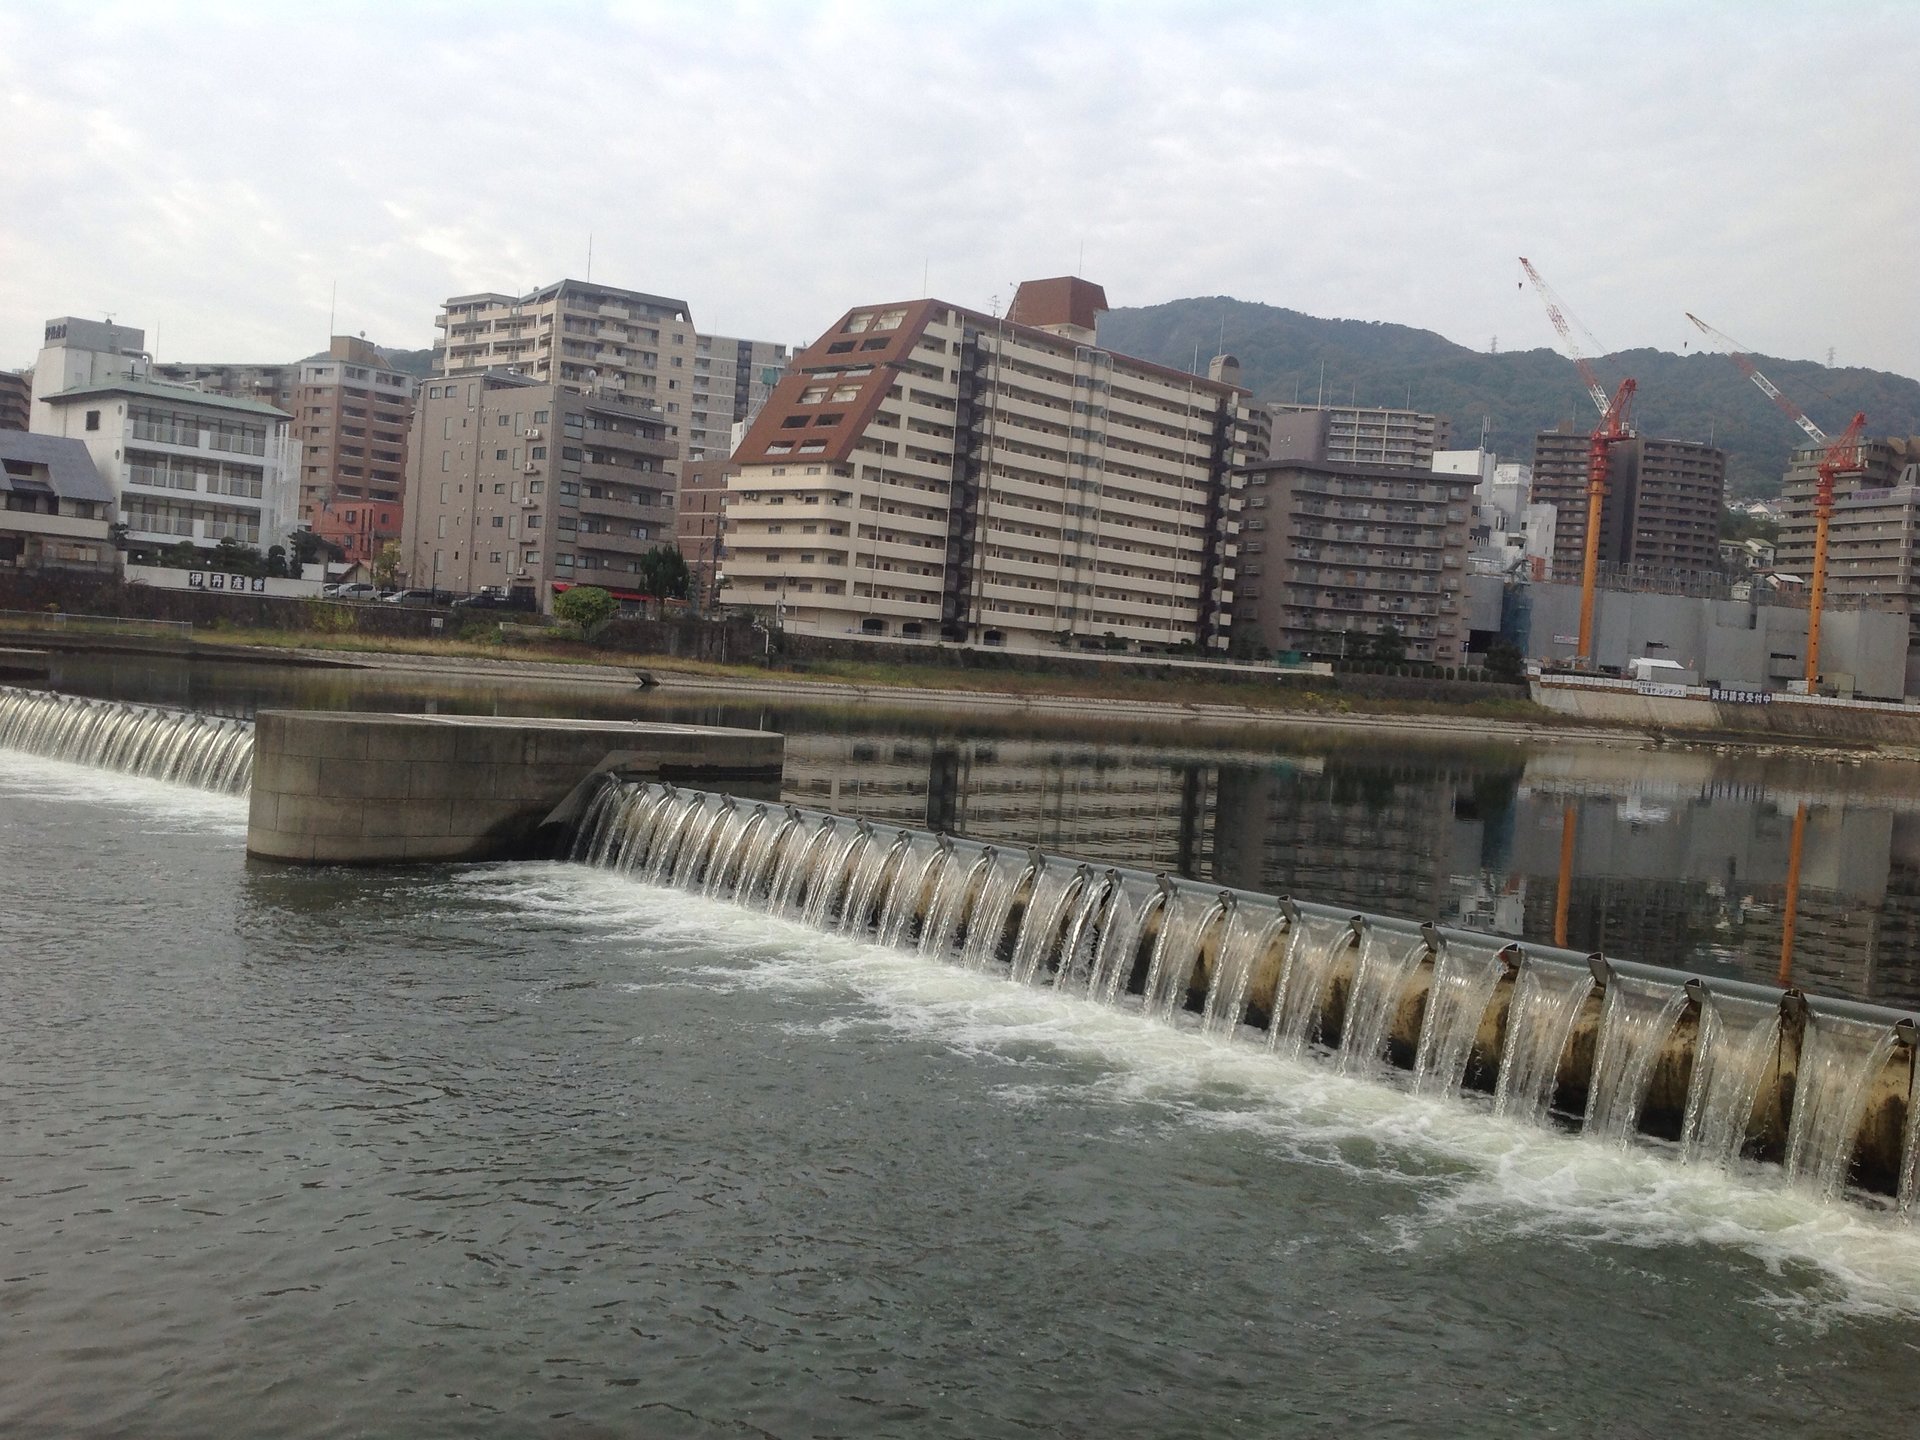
[524,428,541,439]
[524,464,538,472]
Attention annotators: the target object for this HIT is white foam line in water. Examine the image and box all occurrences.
[0,750,249,836]
[471,863,1920,1323]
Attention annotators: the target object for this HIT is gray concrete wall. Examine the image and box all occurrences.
[1522,583,1909,698]
[248,712,783,865]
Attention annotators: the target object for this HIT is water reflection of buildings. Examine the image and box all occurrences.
[781,733,1219,875]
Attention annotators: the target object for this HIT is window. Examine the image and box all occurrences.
[85,410,100,431]
[496,449,509,461]
[491,516,505,528]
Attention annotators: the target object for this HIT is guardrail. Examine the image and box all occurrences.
[0,609,195,639]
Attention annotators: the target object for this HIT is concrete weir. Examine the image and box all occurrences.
[247,711,782,864]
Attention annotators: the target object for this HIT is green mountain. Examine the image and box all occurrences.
[1098,297,1920,500]
[375,346,434,378]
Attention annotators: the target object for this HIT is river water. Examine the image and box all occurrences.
[6,660,1920,1435]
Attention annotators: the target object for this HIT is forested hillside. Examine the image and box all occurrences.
[1099,298,1920,499]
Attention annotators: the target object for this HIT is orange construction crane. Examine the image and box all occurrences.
[1684,313,1866,688]
[1802,411,1868,687]
[1520,258,1636,667]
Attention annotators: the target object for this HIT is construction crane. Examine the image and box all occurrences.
[1802,411,1869,687]
[1684,312,1866,687]
[1685,312,1829,445]
[1520,257,1635,666]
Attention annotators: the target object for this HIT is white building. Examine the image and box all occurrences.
[1438,447,1553,580]
[29,318,299,559]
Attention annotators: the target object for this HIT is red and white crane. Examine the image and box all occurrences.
[1685,312,1866,687]
[1519,258,1637,668]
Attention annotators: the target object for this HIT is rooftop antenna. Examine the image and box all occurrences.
[586,233,593,282]
[328,280,336,338]
[1077,238,1085,275]
[1316,360,1325,408]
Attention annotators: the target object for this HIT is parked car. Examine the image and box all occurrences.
[384,589,443,606]
[451,589,536,612]
[327,582,378,600]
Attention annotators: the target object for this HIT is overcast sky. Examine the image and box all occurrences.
[3,0,1915,381]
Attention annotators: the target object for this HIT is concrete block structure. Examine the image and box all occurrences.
[720,277,1264,654]
[150,359,298,415]
[246,710,784,864]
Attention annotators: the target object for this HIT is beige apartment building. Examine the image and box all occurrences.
[1775,437,1920,593]
[1233,459,1479,664]
[720,277,1262,653]
[1269,403,1449,469]
[292,337,416,566]
[399,370,677,606]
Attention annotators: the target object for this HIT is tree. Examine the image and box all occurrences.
[553,584,618,636]
[212,537,265,577]
[265,545,289,578]
[635,545,691,600]
[371,540,402,590]
[1486,639,1526,683]
[288,529,336,582]
[1369,624,1407,664]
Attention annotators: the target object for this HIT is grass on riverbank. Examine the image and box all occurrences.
[184,623,1563,724]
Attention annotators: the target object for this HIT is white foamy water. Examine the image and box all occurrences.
[0,750,250,837]
[469,862,1920,1323]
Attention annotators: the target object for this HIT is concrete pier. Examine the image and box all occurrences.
[247,711,782,864]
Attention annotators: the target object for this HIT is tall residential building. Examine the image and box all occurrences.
[291,338,417,566]
[719,277,1263,653]
[1530,426,1726,580]
[1775,437,1920,595]
[150,360,298,413]
[1232,459,1479,664]
[1269,403,1449,469]
[676,456,736,609]
[29,318,299,560]
[399,371,677,607]
[689,334,788,461]
[0,369,30,432]
[432,280,699,458]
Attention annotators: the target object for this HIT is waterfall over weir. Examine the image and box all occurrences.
[577,779,1920,1212]
[0,686,253,795]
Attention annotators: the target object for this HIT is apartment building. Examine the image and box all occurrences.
[1775,437,1920,593]
[0,431,117,574]
[150,360,297,414]
[29,318,298,560]
[720,277,1262,654]
[0,369,29,432]
[399,370,677,606]
[1530,426,1725,580]
[1269,403,1449,469]
[290,337,416,566]
[689,334,787,461]
[676,456,735,608]
[1233,459,1479,664]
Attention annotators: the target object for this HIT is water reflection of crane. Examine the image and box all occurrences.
[1779,801,1809,985]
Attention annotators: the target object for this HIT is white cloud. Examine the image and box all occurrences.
[0,0,1913,380]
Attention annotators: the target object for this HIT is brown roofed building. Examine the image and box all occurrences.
[719,278,1263,653]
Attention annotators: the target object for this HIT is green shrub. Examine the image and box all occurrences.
[554,585,618,636]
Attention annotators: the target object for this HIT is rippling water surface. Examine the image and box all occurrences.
[5,752,1920,1438]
